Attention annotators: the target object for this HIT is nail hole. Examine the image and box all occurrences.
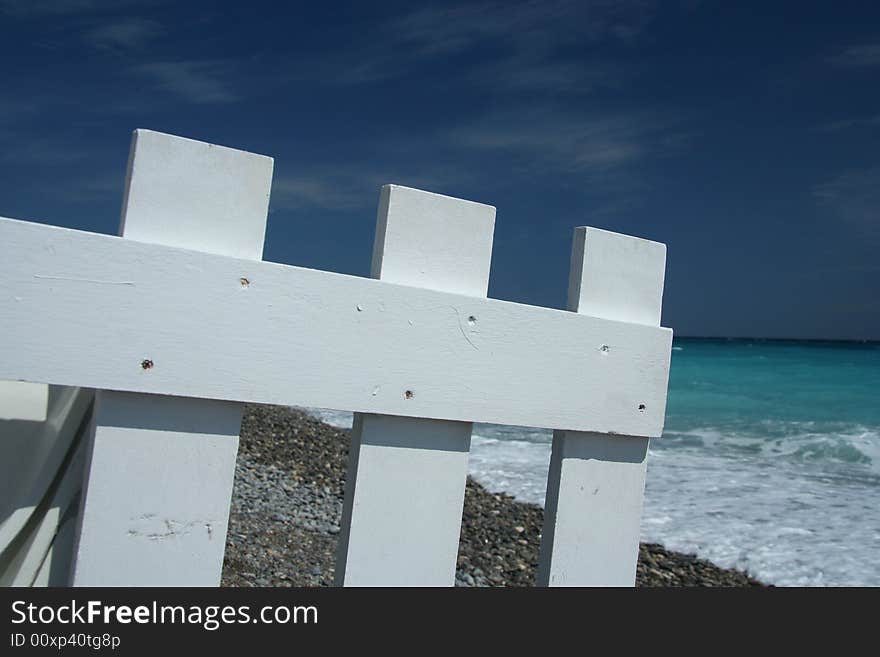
[467,315,477,326]
[404,390,414,400]
[356,304,363,312]
[638,404,646,412]
[141,359,154,370]
[599,344,610,353]
[239,277,250,287]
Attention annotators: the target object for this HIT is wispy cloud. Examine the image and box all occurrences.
[57,171,126,203]
[819,114,880,132]
[83,18,162,51]
[287,0,654,88]
[0,137,91,166]
[828,43,880,68]
[468,56,627,94]
[133,60,239,104]
[0,99,41,122]
[391,0,653,56]
[814,167,880,241]
[272,176,367,212]
[271,166,463,212]
[452,108,685,174]
[0,0,162,17]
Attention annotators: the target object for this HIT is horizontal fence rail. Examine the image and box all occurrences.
[0,217,672,437]
[0,128,673,587]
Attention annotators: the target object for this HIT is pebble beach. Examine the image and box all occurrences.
[221,405,765,587]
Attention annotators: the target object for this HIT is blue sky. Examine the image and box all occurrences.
[1,0,878,339]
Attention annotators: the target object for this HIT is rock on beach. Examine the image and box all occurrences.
[221,405,765,587]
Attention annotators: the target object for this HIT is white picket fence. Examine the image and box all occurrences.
[0,129,672,587]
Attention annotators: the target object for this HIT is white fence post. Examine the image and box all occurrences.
[335,185,495,586]
[69,130,273,586]
[1,128,674,587]
[536,227,668,586]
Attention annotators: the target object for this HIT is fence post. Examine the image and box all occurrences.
[536,227,667,586]
[335,185,495,586]
[69,130,273,586]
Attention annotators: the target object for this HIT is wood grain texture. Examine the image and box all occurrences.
[537,226,668,586]
[337,185,491,586]
[0,216,672,437]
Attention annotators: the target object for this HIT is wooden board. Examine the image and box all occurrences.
[0,217,672,437]
[68,129,271,586]
[336,185,491,586]
[536,226,666,586]
[71,391,244,586]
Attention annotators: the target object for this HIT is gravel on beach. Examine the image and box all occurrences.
[221,404,765,587]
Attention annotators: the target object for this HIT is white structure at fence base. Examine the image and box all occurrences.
[0,129,672,587]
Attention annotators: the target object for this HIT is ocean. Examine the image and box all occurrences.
[308,338,880,586]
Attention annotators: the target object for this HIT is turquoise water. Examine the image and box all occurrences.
[664,339,880,466]
[311,338,880,586]
[637,339,880,585]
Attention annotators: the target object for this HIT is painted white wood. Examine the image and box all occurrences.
[369,185,495,296]
[72,392,244,586]
[0,383,51,551]
[336,185,494,586]
[537,227,670,587]
[337,415,474,585]
[0,382,49,422]
[69,129,272,586]
[567,226,666,327]
[0,216,672,437]
[1,439,87,586]
[0,385,91,554]
[32,485,80,586]
[536,431,650,586]
[118,129,272,258]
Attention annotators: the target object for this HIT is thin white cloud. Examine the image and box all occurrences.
[452,108,683,173]
[84,18,162,50]
[0,99,41,122]
[0,0,162,17]
[272,177,366,212]
[134,60,239,104]
[287,0,655,88]
[271,167,464,212]
[828,43,880,68]
[814,167,880,240]
[0,137,90,166]
[58,171,126,203]
[391,0,653,56]
[469,56,627,94]
[819,114,880,132]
